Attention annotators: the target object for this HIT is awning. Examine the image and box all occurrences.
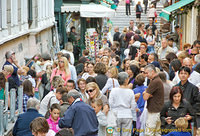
[80,3,115,18]
[61,4,81,13]
[162,0,194,15]
[159,12,170,21]
[160,0,194,21]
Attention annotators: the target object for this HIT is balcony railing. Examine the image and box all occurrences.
[0,82,23,135]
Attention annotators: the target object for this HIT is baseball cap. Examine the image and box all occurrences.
[5,51,15,59]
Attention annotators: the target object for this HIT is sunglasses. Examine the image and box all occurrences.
[86,89,95,93]
[190,53,197,56]
[59,61,64,63]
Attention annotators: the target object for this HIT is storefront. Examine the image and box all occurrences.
[61,2,115,58]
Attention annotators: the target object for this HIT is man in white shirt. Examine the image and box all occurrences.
[39,87,66,116]
[157,38,174,60]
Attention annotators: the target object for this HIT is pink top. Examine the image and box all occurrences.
[47,115,60,133]
[50,68,71,86]
[126,0,130,4]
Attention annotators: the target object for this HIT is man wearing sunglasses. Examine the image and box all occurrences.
[59,90,98,136]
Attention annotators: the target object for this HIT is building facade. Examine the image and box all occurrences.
[0,0,55,68]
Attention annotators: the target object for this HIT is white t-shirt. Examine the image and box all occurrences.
[39,91,60,116]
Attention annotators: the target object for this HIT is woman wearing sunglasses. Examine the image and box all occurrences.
[86,82,108,110]
[51,57,71,86]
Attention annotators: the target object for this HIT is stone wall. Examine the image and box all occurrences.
[0,28,53,69]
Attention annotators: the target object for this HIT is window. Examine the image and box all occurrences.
[1,0,7,29]
[11,0,18,26]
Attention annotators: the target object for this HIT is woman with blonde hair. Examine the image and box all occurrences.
[101,56,110,68]
[101,66,120,96]
[86,82,108,108]
[51,57,71,86]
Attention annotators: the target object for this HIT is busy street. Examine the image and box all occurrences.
[0,0,200,136]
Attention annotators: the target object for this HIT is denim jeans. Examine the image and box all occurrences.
[120,47,126,61]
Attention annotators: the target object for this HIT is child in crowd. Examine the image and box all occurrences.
[22,80,34,112]
[163,117,191,136]
[133,73,147,135]
[30,117,55,136]
[47,103,61,133]
[2,65,18,91]
[19,66,29,83]
[91,98,108,136]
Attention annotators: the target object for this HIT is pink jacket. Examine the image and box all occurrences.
[47,116,60,133]
[50,68,71,86]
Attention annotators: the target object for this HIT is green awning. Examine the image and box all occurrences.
[159,12,170,21]
[162,0,194,15]
[160,0,194,21]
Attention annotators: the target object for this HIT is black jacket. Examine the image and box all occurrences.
[95,74,108,90]
[113,32,121,42]
[160,100,194,132]
[176,81,200,113]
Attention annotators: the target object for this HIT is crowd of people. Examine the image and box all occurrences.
[0,13,200,136]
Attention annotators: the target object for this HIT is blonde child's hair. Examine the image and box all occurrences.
[91,98,103,107]
[3,65,14,74]
[174,117,188,130]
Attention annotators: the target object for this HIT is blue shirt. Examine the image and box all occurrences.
[133,85,147,113]
[59,100,98,136]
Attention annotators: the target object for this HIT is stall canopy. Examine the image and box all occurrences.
[80,3,115,18]
[159,0,194,21]
[61,4,81,13]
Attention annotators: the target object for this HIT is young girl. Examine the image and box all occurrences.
[47,103,61,133]
[23,80,34,112]
[91,98,108,136]
[144,28,156,54]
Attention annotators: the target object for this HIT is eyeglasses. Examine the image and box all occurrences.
[59,61,64,63]
[140,71,145,73]
[190,53,197,56]
[86,89,95,93]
